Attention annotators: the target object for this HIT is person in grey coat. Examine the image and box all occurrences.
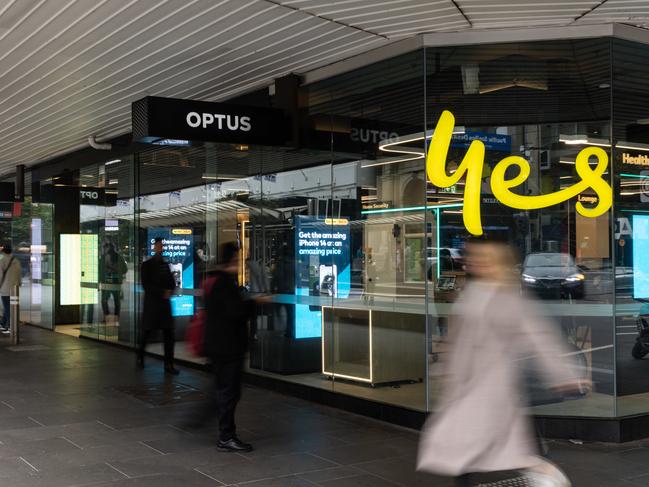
[0,244,20,335]
[417,237,590,487]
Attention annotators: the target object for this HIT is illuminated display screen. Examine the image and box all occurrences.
[60,234,98,305]
[634,215,649,299]
[294,216,350,339]
[147,227,194,317]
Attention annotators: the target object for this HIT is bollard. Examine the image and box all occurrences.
[9,285,19,345]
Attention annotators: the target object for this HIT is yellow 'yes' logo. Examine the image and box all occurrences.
[426,110,612,236]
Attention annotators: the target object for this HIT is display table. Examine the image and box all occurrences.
[322,307,425,386]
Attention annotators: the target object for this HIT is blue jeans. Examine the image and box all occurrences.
[1,295,9,329]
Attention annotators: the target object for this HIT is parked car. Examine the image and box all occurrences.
[426,247,465,280]
[521,252,585,299]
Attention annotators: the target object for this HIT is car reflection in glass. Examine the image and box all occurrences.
[521,252,585,300]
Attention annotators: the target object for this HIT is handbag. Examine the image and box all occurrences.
[0,257,16,290]
[185,275,218,357]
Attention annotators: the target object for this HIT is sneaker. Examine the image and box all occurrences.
[217,437,253,453]
[524,471,571,487]
[1,329,9,335]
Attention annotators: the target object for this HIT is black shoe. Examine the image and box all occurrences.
[217,437,252,453]
[164,365,180,375]
[136,356,144,368]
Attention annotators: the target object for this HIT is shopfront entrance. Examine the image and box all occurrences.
[16,28,649,440]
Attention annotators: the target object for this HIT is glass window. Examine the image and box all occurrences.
[425,39,614,417]
[612,38,649,416]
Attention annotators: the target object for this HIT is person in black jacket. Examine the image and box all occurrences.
[137,237,179,375]
[199,242,267,452]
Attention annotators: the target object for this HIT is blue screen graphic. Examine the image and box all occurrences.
[147,227,195,317]
[633,215,649,300]
[294,216,350,339]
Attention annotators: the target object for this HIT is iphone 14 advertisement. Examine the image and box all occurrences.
[147,227,194,317]
[294,216,350,339]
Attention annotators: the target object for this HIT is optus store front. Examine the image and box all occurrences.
[14,24,649,440]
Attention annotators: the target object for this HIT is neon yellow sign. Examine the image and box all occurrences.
[426,110,612,235]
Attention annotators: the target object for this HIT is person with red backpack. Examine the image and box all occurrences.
[186,242,268,452]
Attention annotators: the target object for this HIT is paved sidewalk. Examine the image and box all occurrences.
[0,326,649,486]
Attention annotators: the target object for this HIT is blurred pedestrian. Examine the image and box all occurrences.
[191,242,268,452]
[417,237,589,487]
[138,237,178,375]
[0,244,20,335]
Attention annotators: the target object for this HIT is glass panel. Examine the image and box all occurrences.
[612,38,649,416]
[14,197,55,329]
[247,145,334,393]
[136,145,207,360]
[323,51,427,410]
[425,39,615,417]
[74,156,136,345]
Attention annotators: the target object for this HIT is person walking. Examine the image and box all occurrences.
[138,237,178,375]
[0,244,21,335]
[417,237,589,487]
[196,242,267,452]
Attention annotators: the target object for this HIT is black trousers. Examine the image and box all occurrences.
[138,328,175,365]
[214,359,243,441]
[0,295,9,328]
[101,289,121,316]
[190,359,243,441]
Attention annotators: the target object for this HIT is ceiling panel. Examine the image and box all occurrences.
[0,0,646,174]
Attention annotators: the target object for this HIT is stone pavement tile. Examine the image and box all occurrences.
[92,470,222,486]
[308,436,416,466]
[27,410,114,427]
[0,393,78,415]
[0,455,42,476]
[623,472,649,486]
[26,463,127,487]
[296,466,365,483]
[327,425,411,444]
[94,409,185,431]
[196,452,336,485]
[108,447,247,477]
[141,434,215,454]
[353,456,446,487]
[236,476,315,486]
[0,436,80,460]
[23,441,163,471]
[556,465,640,487]
[235,431,352,457]
[64,424,195,449]
[549,443,649,481]
[0,420,115,443]
[318,473,401,486]
[0,416,42,432]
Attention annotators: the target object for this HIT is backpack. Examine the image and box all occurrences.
[185,275,218,357]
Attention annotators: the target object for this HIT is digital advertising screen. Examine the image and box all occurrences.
[634,215,649,300]
[294,216,350,339]
[147,227,194,317]
[60,234,98,305]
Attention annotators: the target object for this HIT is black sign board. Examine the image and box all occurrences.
[0,182,16,202]
[132,96,288,146]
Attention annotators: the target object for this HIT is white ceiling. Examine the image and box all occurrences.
[0,0,647,174]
